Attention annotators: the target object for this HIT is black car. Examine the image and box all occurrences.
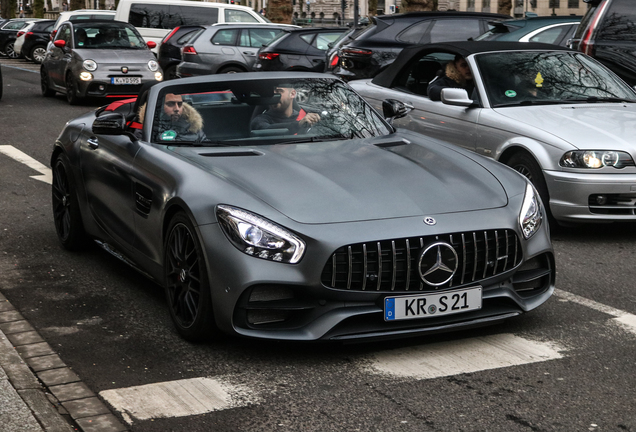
[0,18,33,58]
[19,19,55,63]
[253,27,347,72]
[324,26,369,73]
[333,12,510,81]
[157,25,204,80]
[569,0,636,86]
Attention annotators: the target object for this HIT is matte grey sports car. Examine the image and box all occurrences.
[51,72,554,342]
[41,20,162,105]
[349,41,636,225]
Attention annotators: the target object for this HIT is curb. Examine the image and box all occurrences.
[0,292,128,432]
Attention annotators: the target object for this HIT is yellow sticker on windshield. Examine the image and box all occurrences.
[535,72,544,88]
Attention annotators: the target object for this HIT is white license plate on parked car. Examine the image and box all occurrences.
[384,287,482,321]
[111,77,141,85]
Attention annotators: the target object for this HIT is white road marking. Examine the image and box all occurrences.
[363,333,564,380]
[554,288,636,335]
[0,145,52,184]
[99,377,258,424]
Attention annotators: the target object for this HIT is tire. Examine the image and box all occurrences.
[52,153,88,250]
[30,45,47,64]
[41,68,55,97]
[164,65,178,80]
[506,152,556,226]
[65,73,80,105]
[218,66,243,74]
[4,42,17,59]
[164,212,217,341]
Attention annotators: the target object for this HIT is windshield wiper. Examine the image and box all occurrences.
[279,134,350,144]
[562,96,636,103]
[494,99,569,108]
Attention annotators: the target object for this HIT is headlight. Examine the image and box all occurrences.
[148,60,159,71]
[519,183,542,240]
[560,150,634,169]
[79,71,93,81]
[154,71,163,81]
[83,59,97,71]
[217,205,305,264]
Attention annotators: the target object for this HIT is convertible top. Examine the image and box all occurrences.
[372,41,573,88]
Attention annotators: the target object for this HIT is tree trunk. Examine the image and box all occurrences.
[368,0,377,16]
[34,0,44,17]
[266,0,292,24]
[1,0,17,18]
[70,0,83,10]
[47,0,53,12]
[497,0,512,15]
[402,0,437,12]
[100,0,106,9]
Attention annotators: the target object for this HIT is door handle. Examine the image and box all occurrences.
[243,52,254,56]
[87,137,99,149]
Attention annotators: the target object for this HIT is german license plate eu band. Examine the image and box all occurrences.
[111,77,141,85]
[384,287,482,321]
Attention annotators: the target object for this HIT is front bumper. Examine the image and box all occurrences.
[76,72,160,98]
[545,169,636,222]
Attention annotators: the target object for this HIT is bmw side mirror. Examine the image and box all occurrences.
[382,99,413,125]
[92,112,127,136]
[440,88,474,107]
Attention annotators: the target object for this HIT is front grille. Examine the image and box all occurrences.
[321,229,522,292]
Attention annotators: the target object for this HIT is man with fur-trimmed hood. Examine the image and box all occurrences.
[141,93,207,143]
[427,55,476,102]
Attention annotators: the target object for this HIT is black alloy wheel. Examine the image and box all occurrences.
[164,213,216,341]
[52,154,87,250]
[65,73,79,105]
[31,45,47,64]
[4,42,17,59]
[41,68,55,97]
[507,151,556,227]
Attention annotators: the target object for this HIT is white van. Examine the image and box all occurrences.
[115,0,268,51]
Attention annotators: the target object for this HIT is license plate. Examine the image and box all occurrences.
[384,287,482,321]
[111,77,141,85]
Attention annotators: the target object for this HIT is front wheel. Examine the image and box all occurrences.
[65,73,80,105]
[218,66,243,74]
[52,153,88,250]
[164,213,218,341]
[31,45,47,64]
[41,68,55,97]
[506,152,555,226]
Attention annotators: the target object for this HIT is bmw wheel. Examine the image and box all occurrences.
[164,213,217,341]
[65,73,79,105]
[41,68,55,97]
[52,153,87,250]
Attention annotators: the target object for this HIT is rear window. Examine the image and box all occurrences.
[225,9,259,23]
[397,20,431,44]
[428,19,482,43]
[211,28,238,45]
[239,28,282,48]
[70,14,114,21]
[129,4,219,29]
[598,0,636,41]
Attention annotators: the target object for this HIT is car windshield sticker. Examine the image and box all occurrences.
[78,42,84,46]
[161,130,177,141]
[535,72,544,87]
[505,90,517,98]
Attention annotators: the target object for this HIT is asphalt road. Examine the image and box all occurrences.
[1,59,636,432]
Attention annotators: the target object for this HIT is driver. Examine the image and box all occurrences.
[250,84,320,133]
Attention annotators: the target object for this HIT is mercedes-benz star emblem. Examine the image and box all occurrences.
[418,241,458,286]
[423,217,436,226]
[121,67,128,74]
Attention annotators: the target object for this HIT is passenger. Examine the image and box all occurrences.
[75,28,88,48]
[102,28,127,46]
[427,55,476,102]
[251,84,320,133]
[145,93,207,143]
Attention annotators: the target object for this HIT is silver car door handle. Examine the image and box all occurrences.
[87,137,99,149]
[243,52,254,55]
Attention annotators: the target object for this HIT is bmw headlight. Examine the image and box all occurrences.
[148,60,159,72]
[83,59,97,71]
[560,150,634,169]
[217,205,305,264]
[519,183,542,240]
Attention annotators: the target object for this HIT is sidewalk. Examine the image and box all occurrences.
[0,292,128,432]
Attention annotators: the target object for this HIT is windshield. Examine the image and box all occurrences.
[150,78,391,145]
[74,22,147,49]
[475,50,636,107]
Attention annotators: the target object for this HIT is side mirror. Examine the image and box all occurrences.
[147,41,157,49]
[440,88,474,107]
[382,99,413,125]
[92,112,127,136]
[53,39,66,49]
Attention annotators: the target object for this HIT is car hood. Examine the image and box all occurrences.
[173,136,509,224]
[74,48,154,64]
[493,104,636,150]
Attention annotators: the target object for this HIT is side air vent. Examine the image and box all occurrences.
[134,183,153,217]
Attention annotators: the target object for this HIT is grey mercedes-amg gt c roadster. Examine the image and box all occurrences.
[51,72,554,342]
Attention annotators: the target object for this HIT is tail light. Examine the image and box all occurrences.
[258,52,280,61]
[182,45,197,55]
[25,31,34,39]
[341,48,373,56]
[163,26,180,43]
[50,29,57,41]
[329,54,339,68]
[17,31,25,38]
[580,0,610,56]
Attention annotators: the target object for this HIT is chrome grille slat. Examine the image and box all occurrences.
[347,246,352,290]
[449,234,454,287]
[405,239,411,291]
[482,231,488,279]
[331,253,336,287]
[361,244,368,291]
[376,242,382,291]
[461,233,467,285]
[472,232,478,282]
[419,238,424,291]
[391,241,397,291]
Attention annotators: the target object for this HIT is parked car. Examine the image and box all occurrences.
[17,19,55,63]
[324,26,370,74]
[569,0,636,86]
[157,25,204,79]
[115,0,269,53]
[252,27,347,72]
[349,41,636,225]
[50,72,553,341]
[177,23,296,77]
[41,20,162,105]
[0,18,37,58]
[474,15,580,47]
[333,12,510,81]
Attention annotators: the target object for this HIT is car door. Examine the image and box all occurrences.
[238,27,281,68]
[79,131,140,251]
[48,24,72,87]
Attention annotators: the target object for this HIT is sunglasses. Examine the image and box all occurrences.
[165,101,183,108]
